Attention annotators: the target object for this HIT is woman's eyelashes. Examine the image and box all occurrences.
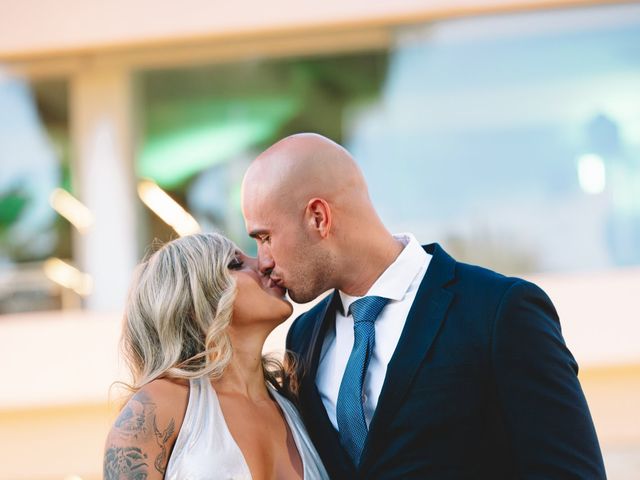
[228,256,244,270]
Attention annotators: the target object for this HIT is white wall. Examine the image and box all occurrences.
[0,267,638,409]
[1,0,601,59]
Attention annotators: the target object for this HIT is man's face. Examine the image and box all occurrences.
[243,199,331,304]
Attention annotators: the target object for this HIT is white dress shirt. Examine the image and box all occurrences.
[315,233,431,429]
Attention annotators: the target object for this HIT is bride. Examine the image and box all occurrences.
[104,233,328,479]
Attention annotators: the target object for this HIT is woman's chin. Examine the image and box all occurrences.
[277,300,294,321]
[268,288,293,309]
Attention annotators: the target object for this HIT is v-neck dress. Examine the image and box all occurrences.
[165,375,329,480]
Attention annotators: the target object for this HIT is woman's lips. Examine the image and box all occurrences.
[267,278,287,297]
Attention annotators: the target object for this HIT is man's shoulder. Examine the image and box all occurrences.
[429,244,539,300]
[455,259,515,286]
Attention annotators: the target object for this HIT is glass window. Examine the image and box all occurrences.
[137,53,388,253]
[138,2,640,274]
[0,73,72,313]
[351,3,640,274]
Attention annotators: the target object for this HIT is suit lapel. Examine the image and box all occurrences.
[304,290,340,378]
[359,243,456,472]
[299,291,356,478]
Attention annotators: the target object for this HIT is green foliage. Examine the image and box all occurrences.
[0,189,29,230]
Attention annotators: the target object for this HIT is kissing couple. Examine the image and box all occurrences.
[105,134,606,479]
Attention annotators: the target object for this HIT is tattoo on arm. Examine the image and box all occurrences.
[108,390,177,476]
[153,416,175,474]
[104,446,148,480]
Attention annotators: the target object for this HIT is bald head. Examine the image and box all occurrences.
[242,133,370,215]
[241,133,399,302]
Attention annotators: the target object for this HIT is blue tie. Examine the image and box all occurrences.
[336,295,389,466]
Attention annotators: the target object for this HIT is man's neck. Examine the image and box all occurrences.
[338,235,404,297]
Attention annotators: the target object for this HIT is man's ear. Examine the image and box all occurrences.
[305,198,332,238]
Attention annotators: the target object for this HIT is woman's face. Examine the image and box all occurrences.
[228,250,293,326]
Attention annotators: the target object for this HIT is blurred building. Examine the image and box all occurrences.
[1,0,639,478]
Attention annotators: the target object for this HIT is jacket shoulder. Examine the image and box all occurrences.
[443,254,553,316]
[425,243,525,297]
[455,259,530,293]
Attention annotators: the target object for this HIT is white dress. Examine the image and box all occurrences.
[165,376,329,480]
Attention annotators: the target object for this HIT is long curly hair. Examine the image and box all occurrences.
[119,233,298,400]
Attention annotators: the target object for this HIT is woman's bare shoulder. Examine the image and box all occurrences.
[103,378,190,480]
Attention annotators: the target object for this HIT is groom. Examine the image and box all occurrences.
[241,133,606,479]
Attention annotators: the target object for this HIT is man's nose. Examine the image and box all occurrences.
[257,246,275,276]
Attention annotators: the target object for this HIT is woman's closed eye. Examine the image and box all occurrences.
[228,256,244,270]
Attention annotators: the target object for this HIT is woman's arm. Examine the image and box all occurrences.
[103,380,186,480]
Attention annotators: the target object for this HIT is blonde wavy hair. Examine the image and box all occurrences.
[120,233,298,399]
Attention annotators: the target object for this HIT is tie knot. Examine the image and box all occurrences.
[349,296,389,324]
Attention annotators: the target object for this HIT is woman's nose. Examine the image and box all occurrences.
[258,248,275,277]
[244,255,260,272]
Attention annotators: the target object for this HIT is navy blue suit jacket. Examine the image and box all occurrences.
[286,244,606,479]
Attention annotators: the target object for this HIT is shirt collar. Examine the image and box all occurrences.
[338,233,427,315]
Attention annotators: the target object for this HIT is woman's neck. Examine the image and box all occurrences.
[213,338,270,402]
